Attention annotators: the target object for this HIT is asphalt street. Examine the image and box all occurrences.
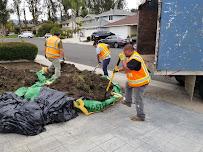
[2,38,122,70]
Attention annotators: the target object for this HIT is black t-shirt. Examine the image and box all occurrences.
[127,59,141,71]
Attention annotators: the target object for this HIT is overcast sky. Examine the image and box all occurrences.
[9,0,145,20]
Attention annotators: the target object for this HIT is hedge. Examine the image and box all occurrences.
[0,42,38,61]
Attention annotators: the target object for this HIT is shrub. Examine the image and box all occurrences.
[32,30,37,35]
[50,26,62,35]
[0,42,38,61]
[62,29,73,38]
[37,22,60,37]
[14,27,20,34]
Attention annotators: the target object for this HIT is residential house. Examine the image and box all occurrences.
[104,14,138,38]
[81,9,134,37]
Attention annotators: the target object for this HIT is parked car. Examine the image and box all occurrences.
[18,32,34,38]
[44,33,52,38]
[91,31,115,41]
[98,35,128,48]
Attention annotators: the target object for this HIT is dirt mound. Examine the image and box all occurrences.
[0,63,39,94]
[49,64,112,101]
[0,62,112,100]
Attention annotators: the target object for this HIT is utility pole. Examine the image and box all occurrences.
[23,2,27,30]
[114,0,119,10]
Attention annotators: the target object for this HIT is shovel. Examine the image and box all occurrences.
[92,63,101,73]
[105,58,121,97]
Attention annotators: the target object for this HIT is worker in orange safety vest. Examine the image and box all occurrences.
[44,32,64,79]
[116,44,151,121]
[93,41,111,76]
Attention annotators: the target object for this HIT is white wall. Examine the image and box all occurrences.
[100,15,126,23]
[81,28,97,37]
[107,26,130,38]
[130,25,137,36]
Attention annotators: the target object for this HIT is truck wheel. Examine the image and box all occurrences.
[114,43,119,48]
[199,80,203,99]
[175,76,185,86]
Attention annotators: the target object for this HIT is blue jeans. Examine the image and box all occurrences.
[102,58,111,76]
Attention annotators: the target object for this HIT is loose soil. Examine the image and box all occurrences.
[0,62,40,94]
[0,62,112,100]
[49,64,112,100]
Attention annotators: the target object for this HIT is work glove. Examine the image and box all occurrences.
[114,66,120,73]
[119,52,126,61]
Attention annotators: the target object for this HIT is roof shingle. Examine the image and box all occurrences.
[104,14,138,27]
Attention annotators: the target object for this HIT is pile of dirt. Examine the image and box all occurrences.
[0,62,40,94]
[0,62,112,100]
[49,64,112,101]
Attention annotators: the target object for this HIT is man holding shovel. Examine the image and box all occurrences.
[44,32,64,79]
[116,44,151,121]
[93,41,111,76]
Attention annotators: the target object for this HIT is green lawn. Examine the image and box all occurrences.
[0,34,18,38]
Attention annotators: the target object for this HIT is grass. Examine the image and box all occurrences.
[0,34,18,38]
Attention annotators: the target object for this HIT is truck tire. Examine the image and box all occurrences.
[175,76,185,86]
[114,43,119,48]
[199,80,203,99]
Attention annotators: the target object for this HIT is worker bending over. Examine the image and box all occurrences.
[117,44,151,121]
[44,32,64,79]
[93,41,111,76]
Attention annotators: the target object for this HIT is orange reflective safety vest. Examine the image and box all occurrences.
[97,43,110,60]
[45,36,62,59]
[126,51,151,87]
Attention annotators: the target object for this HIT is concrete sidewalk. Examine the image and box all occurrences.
[1,92,203,152]
[1,55,202,152]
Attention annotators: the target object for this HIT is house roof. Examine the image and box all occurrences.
[82,14,96,22]
[96,9,134,17]
[104,14,138,27]
[81,19,110,29]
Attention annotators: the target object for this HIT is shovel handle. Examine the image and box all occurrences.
[106,58,121,92]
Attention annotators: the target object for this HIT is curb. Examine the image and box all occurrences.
[62,39,93,46]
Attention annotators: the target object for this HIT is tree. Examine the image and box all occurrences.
[80,6,88,17]
[13,0,21,32]
[26,0,41,25]
[0,0,10,35]
[6,21,15,32]
[44,0,58,21]
[61,0,72,18]
[23,7,28,28]
[131,8,137,13]
[71,0,85,17]
[85,0,126,14]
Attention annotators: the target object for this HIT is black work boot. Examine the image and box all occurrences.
[130,115,145,121]
[122,100,132,107]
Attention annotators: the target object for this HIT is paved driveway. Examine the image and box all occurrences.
[0,97,203,152]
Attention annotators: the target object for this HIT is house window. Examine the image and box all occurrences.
[109,16,113,20]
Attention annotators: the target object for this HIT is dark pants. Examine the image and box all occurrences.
[102,58,110,76]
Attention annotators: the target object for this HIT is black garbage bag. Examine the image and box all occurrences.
[0,88,78,136]
[0,93,45,136]
[35,87,78,124]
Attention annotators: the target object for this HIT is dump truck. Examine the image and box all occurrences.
[137,0,203,99]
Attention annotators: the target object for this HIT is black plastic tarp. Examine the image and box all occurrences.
[0,88,78,136]
[36,87,78,124]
